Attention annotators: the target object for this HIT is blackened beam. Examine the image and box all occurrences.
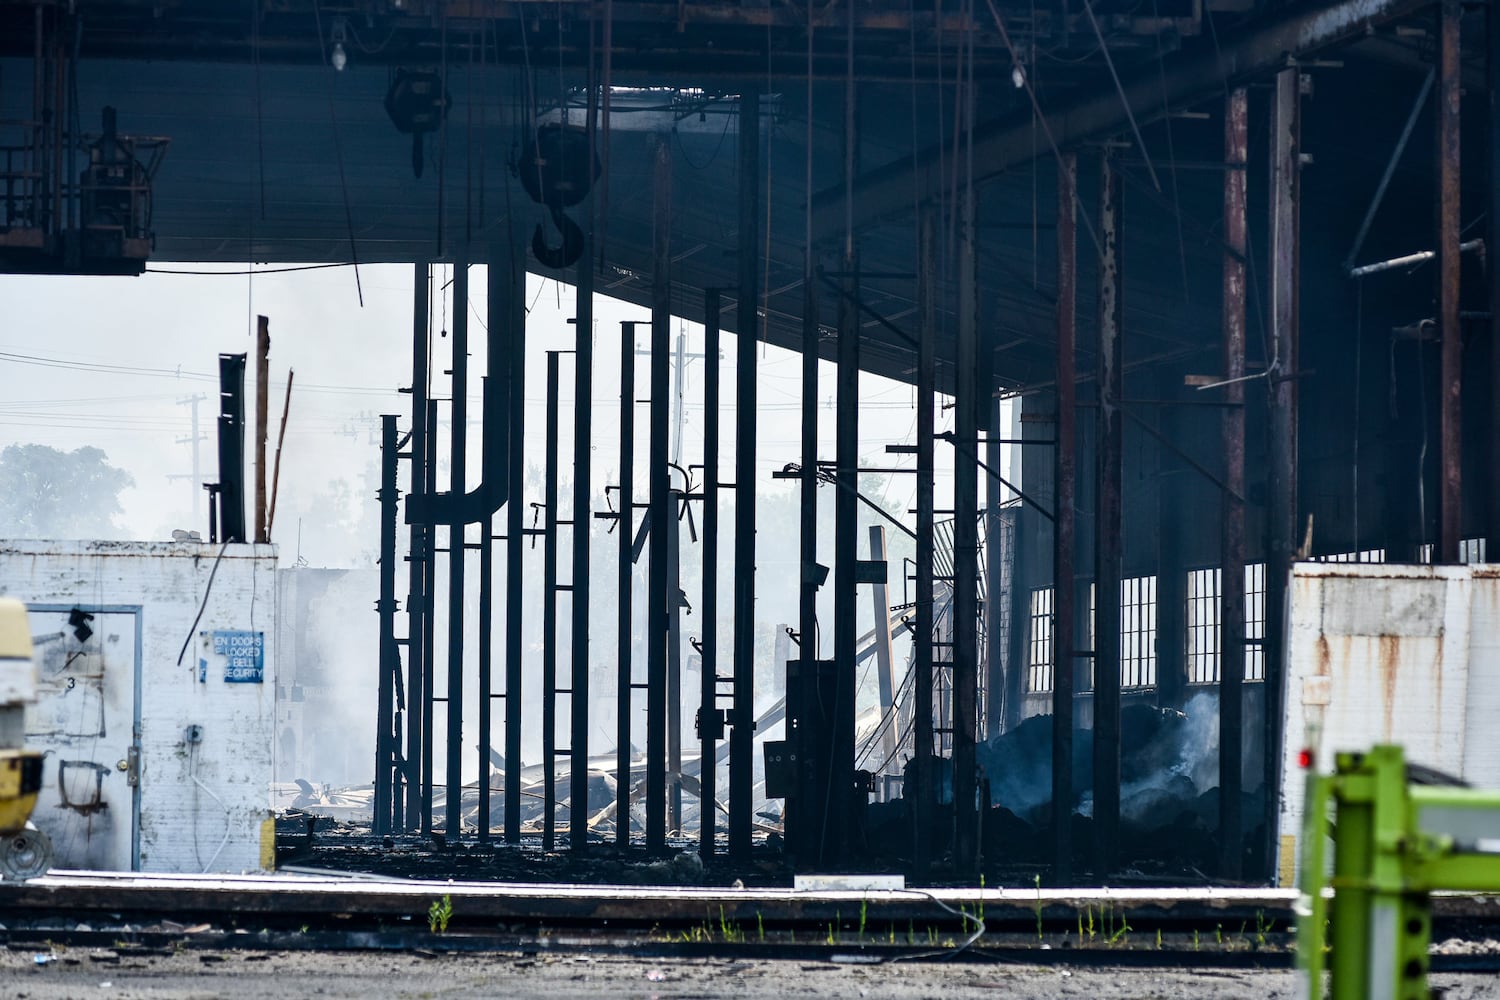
[374,414,399,837]
[1052,152,1078,886]
[1438,0,1462,565]
[616,320,639,849]
[404,260,428,832]
[701,288,722,863]
[444,256,468,840]
[810,0,1433,241]
[730,83,761,860]
[647,137,672,853]
[952,182,981,875]
[1093,150,1122,880]
[570,211,594,853]
[542,351,562,852]
[1219,87,1248,880]
[1490,0,1500,562]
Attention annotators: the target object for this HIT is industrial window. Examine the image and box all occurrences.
[1462,538,1486,563]
[1318,549,1385,564]
[1026,587,1054,693]
[1120,575,1157,688]
[1185,568,1221,684]
[1245,562,1266,682]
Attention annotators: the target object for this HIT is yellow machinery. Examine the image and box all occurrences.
[0,598,51,880]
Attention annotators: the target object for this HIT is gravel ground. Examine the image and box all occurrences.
[3,949,1500,1000]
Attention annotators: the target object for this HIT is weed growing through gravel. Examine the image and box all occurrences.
[428,895,452,934]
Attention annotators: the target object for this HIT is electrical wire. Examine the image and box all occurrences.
[176,542,230,667]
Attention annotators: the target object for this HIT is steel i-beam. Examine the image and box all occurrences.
[700,288,722,861]
[647,137,672,853]
[374,414,400,837]
[1438,0,1463,564]
[445,256,469,840]
[405,261,429,833]
[616,320,639,849]
[1052,152,1078,885]
[953,184,981,874]
[914,210,936,875]
[543,351,563,852]
[504,255,527,845]
[730,84,761,860]
[1219,87,1249,879]
[1094,150,1123,880]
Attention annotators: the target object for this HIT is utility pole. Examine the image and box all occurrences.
[638,330,705,471]
[169,394,208,529]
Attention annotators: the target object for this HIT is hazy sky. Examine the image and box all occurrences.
[1,261,981,566]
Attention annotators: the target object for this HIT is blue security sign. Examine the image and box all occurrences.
[203,630,265,683]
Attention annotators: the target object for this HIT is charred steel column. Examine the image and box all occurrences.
[1219,87,1249,880]
[422,398,438,832]
[571,38,596,856]
[616,320,639,848]
[477,469,494,842]
[504,256,527,845]
[647,137,673,853]
[1093,150,1123,880]
[542,351,562,852]
[444,257,469,840]
[405,261,429,832]
[913,210,936,875]
[985,393,1006,741]
[1490,0,1500,562]
[374,414,400,837]
[1052,152,1078,885]
[1265,67,1301,880]
[701,288,722,861]
[1154,366,1186,715]
[1438,0,1463,564]
[730,85,761,860]
[833,257,858,864]
[797,267,820,865]
[953,184,981,874]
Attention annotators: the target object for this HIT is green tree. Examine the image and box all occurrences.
[0,444,135,539]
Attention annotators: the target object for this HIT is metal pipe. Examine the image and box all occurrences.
[700,288,722,862]
[730,84,761,861]
[1052,152,1078,886]
[1342,68,1435,272]
[1218,88,1248,881]
[913,210,936,876]
[617,320,639,849]
[1093,150,1123,881]
[542,351,562,852]
[374,414,399,838]
[1265,67,1302,882]
[868,525,899,769]
[953,182,981,875]
[647,137,672,853]
[444,257,469,840]
[1348,238,1482,279]
[1438,0,1463,566]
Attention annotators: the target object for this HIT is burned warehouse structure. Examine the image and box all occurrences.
[2,0,1500,895]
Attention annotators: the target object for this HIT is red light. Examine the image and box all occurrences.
[1298,748,1314,770]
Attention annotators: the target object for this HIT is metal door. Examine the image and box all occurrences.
[24,605,141,871]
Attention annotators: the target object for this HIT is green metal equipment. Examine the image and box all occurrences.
[1299,744,1500,1000]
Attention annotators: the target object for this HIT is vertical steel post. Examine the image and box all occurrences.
[730,85,761,860]
[406,261,429,832]
[444,257,468,840]
[647,137,672,853]
[1489,0,1500,562]
[1154,366,1186,715]
[477,483,494,842]
[571,36,597,854]
[617,321,639,848]
[374,414,399,837]
[1052,152,1078,885]
[254,316,270,544]
[1094,151,1123,880]
[985,394,1005,740]
[542,351,562,852]
[701,288,722,861]
[914,210,936,875]
[667,487,684,834]
[1265,67,1302,880]
[1438,0,1463,565]
[832,265,859,863]
[504,256,527,845]
[953,184,981,874]
[1219,87,1249,879]
[422,398,438,832]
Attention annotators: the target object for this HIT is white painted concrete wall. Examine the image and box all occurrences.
[0,540,277,873]
[1277,562,1500,883]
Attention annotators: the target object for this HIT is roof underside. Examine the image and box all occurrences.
[0,0,1471,389]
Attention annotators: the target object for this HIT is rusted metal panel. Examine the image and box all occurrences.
[1277,563,1500,884]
